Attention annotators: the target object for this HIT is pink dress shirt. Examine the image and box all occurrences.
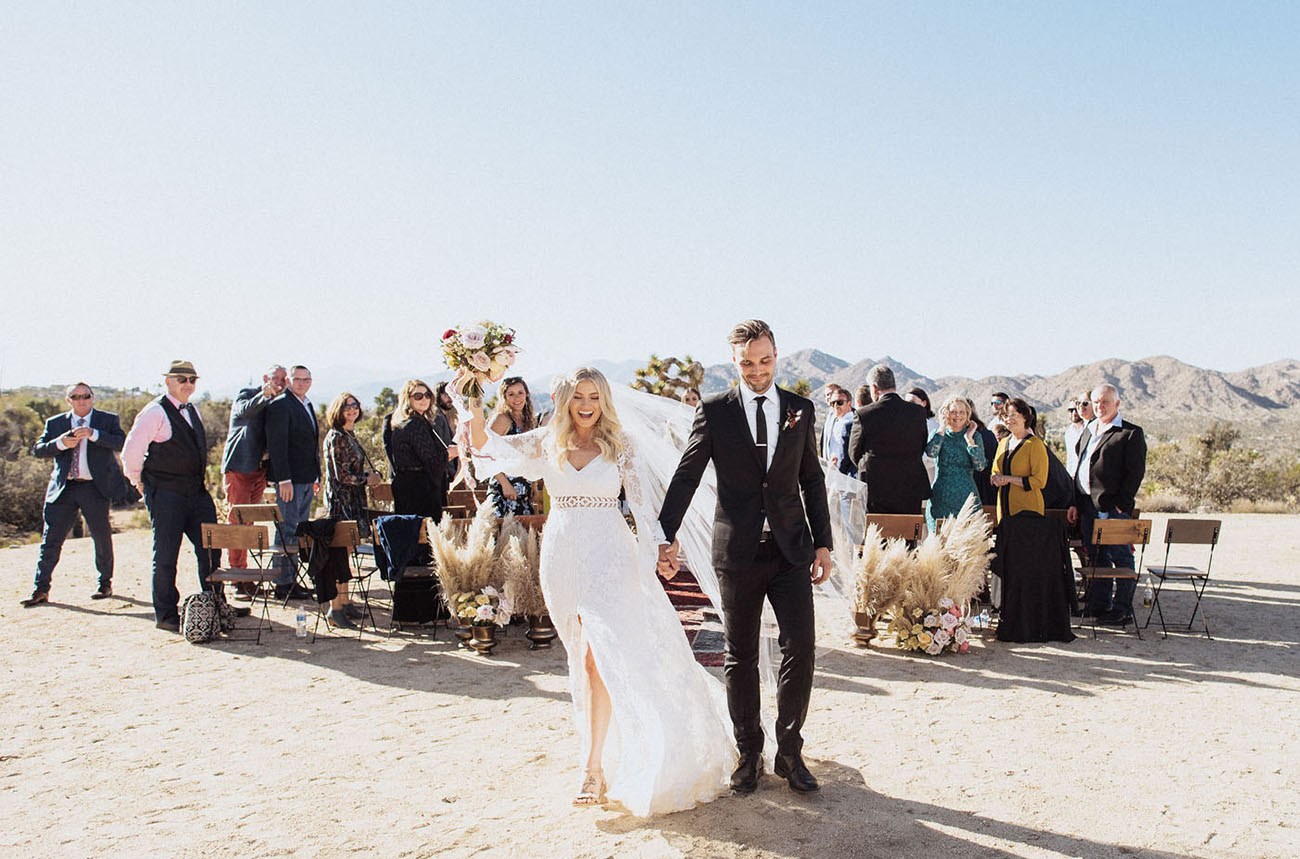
[122,395,195,486]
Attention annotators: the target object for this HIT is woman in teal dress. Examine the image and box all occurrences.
[925,396,988,530]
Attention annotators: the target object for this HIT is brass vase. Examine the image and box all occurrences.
[525,614,558,650]
[468,624,499,655]
[453,616,474,647]
[851,611,877,647]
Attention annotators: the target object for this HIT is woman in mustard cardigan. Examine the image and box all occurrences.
[990,398,1048,521]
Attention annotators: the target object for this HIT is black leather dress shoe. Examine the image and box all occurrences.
[730,753,762,794]
[774,754,820,793]
[1100,609,1133,627]
[20,590,49,608]
[156,620,180,633]
[91,583,113,600]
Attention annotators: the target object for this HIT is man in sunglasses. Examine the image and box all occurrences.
[21,383,128,607]
[220,364,287,585]
[1063,392,1093,476]
[265,364,322,600]
[122,360,222,631]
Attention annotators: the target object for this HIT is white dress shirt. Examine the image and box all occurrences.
[61,410,99,480]
[1076,415,1124,496]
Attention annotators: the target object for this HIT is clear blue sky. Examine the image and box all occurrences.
[2,2,1297,395]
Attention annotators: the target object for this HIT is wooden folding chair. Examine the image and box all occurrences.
[1076,518,1151,638]
[384,517,441,637]
[231,503,308,605]
[864,513,927,542]
[300,520,371,641]
[202,523,275,644]
[1143,518,1220,639]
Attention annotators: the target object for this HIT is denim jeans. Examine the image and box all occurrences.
[144,485,219,624]
[1080,501,1135,615]
[273,482,315,585]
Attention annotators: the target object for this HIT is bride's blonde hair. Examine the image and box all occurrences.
[550,367,624,467]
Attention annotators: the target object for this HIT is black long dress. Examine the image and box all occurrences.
[992,511,1076,643]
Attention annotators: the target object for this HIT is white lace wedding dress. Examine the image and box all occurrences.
[473,425,736,815]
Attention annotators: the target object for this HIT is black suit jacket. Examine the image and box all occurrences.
[1072,419,1146,515]
[265,394,321,484]
[33,410,128,504]
[659,386,832,569]
[847,392,931,510]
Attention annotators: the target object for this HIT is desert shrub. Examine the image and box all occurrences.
[1144,422,1300,512]
[1139,491,1191,513]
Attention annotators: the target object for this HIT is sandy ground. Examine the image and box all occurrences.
[2,512,1298,859]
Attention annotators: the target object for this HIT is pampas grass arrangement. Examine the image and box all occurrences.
[499,515,547,618]
[936,496,995,607]
[852,524,906,617]
[430,507,498,608]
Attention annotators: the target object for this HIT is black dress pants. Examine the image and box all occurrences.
[717,538,816,758]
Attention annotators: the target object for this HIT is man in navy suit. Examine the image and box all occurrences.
[265,364,321,599]
[22,382,127,607]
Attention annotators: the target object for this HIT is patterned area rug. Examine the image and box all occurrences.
[659,568,725,667]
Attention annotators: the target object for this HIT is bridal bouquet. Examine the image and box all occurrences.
[442,321,519,400]
[889,597,971,655]
[453,586,513,628]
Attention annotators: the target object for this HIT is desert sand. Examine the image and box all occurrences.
[2,512,1298,858]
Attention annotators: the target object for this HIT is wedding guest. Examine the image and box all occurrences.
[22,383,128,607]
[320,392,379,627]
[383,379,449,522]
[122,361,222,632]
[681,387,702,408]
[855,385,871,408]
[435,381,461,487]
[847,365,931,514]
[220,364,285,588]
[1063,393,1094,476]
[988,390,1011,437]
[990,398,1048,522]
[907,387,939,486]
[265,364,321,601]
[1068,384,1147,625]
[966,398,999,506]
[487,376,537,517]
[924,397,987,531]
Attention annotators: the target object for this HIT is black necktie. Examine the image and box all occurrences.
[754,395,768,467]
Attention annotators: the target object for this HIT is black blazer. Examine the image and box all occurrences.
[1072,419,1146,515]
[33,410,128,504]
[847,392,932,509]
[659,386,832,569]
[265,394,321,484]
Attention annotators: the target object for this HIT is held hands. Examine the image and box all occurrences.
[656,541,680,580]
[810,547,832,585]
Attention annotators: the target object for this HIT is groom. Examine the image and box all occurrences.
[658,319,832,794]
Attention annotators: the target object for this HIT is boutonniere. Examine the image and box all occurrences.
[782,408,803,431]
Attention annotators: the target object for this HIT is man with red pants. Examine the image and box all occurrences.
[220,364,286,596]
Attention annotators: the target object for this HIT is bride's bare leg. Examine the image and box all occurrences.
[574,641,611,805]
[584,644,611,770]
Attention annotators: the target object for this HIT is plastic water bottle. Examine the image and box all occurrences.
[295,607,307,637]
[978,608,991,629]
[1143,582,1154,609]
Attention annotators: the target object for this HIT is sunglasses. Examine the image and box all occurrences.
[343,401,361,409]
[410,391,432,401]
[170,375,199,384]
[68,393,94,401]
[990,399,1005,406]
[833,399,848,405]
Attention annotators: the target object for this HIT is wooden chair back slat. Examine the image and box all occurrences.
[864,513,926,541]
[231,503,284,525]
[369,482,394,504]
[1090,518,1152,547]
[202,523,269,551]
[1163,518,1221,546]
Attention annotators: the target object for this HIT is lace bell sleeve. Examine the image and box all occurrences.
[618,432,667,545]
[472,424,552,483]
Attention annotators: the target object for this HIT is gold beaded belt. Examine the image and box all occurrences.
[551,495,621,509]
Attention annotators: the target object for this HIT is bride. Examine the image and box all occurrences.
[461,367,736,815]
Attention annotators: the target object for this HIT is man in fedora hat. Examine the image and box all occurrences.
[123,360,245,631]
[21,382,128,607]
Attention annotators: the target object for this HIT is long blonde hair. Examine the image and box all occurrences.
[491,376,537,432]
[550,367,624,467]
[393,378,435,426]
